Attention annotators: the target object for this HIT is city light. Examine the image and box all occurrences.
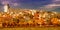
[0,4,60,28]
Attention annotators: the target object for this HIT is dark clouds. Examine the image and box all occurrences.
[0,0,60,9]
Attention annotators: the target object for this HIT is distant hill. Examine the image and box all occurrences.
[51,7,60,12]
[39,6,60,12]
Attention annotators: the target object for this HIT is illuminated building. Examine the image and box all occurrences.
[4,4,10,12]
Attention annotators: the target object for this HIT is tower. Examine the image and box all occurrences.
[4,4,10,12]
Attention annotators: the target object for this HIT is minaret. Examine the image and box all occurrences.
[4,4,10,12]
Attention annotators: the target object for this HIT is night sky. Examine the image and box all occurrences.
[0,0,60,9]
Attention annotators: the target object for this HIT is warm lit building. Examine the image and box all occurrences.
[4,4,10,12]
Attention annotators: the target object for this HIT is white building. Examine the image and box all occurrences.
[4,4,9,12]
